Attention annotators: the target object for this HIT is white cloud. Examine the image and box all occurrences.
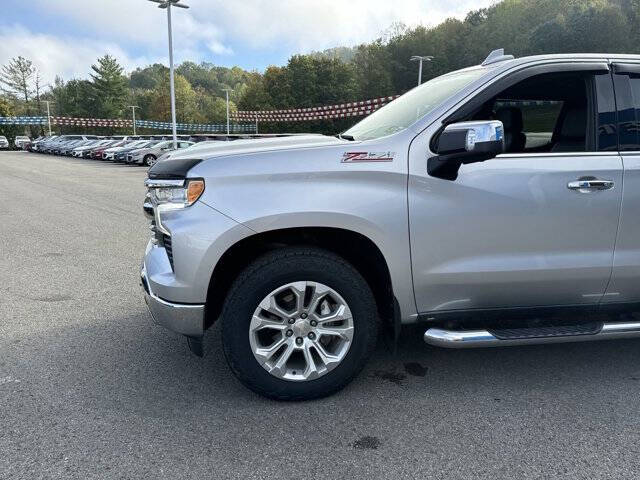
[0,0,496,82]
[194,0,497,52]
[26,0,232,57]
[0,24,162,85]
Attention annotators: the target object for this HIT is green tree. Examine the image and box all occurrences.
[0,56,35,106]
[130,63,168,90]
[148,72,201,123]
[352,40,394,98]
[90,55,128,118]
[0,97,22,142]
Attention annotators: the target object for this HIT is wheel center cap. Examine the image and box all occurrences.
[292,319,311,338]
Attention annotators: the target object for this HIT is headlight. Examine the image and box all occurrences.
[144,178,205,237]
[145,178,205,211]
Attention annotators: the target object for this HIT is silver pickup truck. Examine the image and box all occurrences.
[141,50,640,400]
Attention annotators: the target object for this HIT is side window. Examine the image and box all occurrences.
[612,69,640,151]
[624,75,640,150]
[470,71,603,154]
[594,73,617,151]
[493,99,563,150]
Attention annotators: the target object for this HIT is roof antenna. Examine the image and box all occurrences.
[482,48,515,66]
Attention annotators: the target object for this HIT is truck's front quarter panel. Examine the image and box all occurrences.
[187,139,417,323]
[144,201,255,304]
[141,197,254,337]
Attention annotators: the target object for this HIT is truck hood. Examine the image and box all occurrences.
[167,134,351,161]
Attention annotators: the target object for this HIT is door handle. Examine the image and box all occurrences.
[567,178,615,192]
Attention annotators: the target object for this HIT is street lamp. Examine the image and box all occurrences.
[410,55,434,86]
[223,89,232,135]
[148,0,189,149]
[129,106,139,136]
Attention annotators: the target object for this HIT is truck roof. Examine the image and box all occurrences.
[481,51,640,72]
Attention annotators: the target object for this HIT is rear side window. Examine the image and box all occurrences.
[612,69,640,150]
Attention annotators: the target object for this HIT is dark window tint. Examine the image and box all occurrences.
[495,100,563,150]
[594,73,617,151]
[477,71,593,154]
[616,74,640,150]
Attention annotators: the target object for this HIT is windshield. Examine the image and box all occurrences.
[343,67,487,141]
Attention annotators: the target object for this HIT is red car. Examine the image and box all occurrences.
[90,141,123,159]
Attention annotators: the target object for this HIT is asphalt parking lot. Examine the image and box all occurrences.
[2,150,640,479]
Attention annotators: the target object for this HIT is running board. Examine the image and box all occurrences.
[423,321,640,348]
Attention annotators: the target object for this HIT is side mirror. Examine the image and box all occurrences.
[428,120,505,180]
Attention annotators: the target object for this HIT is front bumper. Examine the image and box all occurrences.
[141,264,205,337]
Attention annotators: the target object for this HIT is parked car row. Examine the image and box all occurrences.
[30,134,195,166]
[0,135,32,149]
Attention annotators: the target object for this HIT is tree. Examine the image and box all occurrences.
[0,56,35,108]
[352,42,393,99]
[90,55,128,118]
[130,63,168,90]
[51,77,95,118]
[0,97,22,142]
[148,72,201,123]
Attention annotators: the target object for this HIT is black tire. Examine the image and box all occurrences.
[144,154,156,167]
[221,247,378,401]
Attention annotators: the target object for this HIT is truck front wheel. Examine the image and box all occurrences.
[221,247,378,400]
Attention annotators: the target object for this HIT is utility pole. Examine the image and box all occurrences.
[223,88,232,135]
[45,100,52,136]
[148,0,190,149]
[410,55,434,86]
[129,106,139,136]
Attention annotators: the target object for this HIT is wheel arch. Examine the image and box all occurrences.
[205,226,397,334]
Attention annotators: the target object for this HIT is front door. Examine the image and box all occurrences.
[409,67,623,315]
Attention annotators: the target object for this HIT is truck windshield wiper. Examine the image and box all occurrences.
[336,134,355,141]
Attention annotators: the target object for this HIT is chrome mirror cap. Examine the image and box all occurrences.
[442,120,505,152]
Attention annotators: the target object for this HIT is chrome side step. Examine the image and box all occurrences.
[424,321,640,348]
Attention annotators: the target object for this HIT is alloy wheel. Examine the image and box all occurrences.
[249,281,354,382]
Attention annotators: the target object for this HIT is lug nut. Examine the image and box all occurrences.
[295,337,303,345]
[308,332,316,340]
[301,313,308,319]
[288,318,295,324]
[286,329,293,337]
[310,320,317,327]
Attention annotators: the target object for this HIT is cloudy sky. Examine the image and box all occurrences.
[0,0,495,84]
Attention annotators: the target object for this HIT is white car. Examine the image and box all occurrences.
[102,140,149,161]
[14,135,30,149]
[0,136,9,149]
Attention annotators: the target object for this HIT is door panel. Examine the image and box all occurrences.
[605,68,640,303]
[409,154,623,313]
[605,156,640,303]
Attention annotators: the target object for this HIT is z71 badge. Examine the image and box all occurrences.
[341,151,395,163]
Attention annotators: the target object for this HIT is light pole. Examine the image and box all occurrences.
[148,0,189,149]
[410,55,434,86]
[44,100,53,136]
[129,105,139,136]
[223,88,232,135]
